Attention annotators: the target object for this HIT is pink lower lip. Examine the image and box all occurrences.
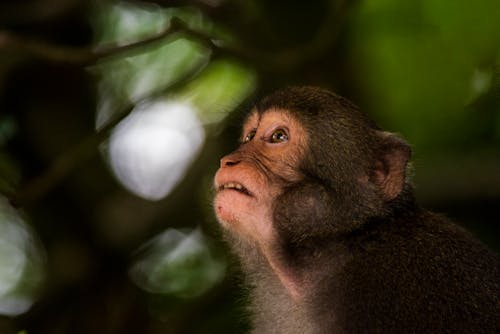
[218,186,253,197]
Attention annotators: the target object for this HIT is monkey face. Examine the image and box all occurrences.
[213,109,307,245]
[213,86,412,245]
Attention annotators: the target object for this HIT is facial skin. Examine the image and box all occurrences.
[214,109,306,246]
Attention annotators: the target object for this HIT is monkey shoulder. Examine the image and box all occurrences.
[330,210,499,333]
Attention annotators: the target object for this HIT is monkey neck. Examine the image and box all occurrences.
[227,232,305,301]
[259,238,344,302]
[246,249,318,333]
[229,228,349,333]
[260,244,303,301]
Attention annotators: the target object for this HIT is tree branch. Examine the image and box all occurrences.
[0,0,351,71]
[0,18,221,65]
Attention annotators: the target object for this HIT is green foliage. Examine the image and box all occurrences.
[0,0,498,331]
[129,229,226,299]
[177,59,257,124]
[0,197,45,317]
[349,0,500,151]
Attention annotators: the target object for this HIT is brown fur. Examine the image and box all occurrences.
[214,86,499,333]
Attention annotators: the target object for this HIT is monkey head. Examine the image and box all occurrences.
[214,86,412,251]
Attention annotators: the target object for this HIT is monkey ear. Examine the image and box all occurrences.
[371,131,411,201]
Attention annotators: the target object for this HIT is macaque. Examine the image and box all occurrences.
[213,86,499,333]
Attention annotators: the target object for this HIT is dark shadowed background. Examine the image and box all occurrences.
[0,0,498,333]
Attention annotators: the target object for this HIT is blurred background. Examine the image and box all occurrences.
[0,0,498,333]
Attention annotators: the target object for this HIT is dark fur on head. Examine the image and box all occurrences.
[257,87,415,242]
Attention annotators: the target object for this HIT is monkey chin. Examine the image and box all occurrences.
[214,188,253,227]
[214,189,275,245]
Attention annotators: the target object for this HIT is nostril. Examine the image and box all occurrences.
[220,155,240,167]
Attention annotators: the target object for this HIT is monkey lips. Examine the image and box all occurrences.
[213,171,255,225]
[217,182,253,197]
[213,166,276,243]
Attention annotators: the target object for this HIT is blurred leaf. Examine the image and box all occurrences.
[92,1,170,44]
[93,2,213,129]
[177,59,257,124]
[349,0,500,151]
[0,196,46,317]
[129,228,226,299]
[95,37,210,128]
[107,99,205,200]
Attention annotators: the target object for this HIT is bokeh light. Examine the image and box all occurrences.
[0,196,45,316]
[177,59,257,124]
[129,228,226,298]
[108,99,205,200]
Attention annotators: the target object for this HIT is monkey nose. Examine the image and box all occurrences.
[220,155,240,168]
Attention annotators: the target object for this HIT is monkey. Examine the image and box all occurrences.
[213,86,499,333]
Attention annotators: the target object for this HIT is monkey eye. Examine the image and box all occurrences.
[243,130,256,143]
[270,129,289,143]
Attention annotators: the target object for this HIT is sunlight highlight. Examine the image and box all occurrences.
[0,197,45,316]
[108,99,205,200]
[129,228,226,298]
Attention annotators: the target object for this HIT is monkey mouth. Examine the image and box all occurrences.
[218,182,253,197]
